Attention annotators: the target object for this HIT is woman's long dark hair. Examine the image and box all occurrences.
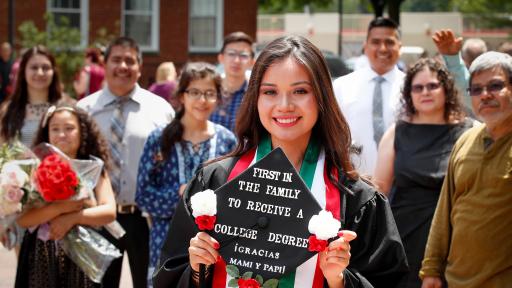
[400,58,465,122]
[160,62,222,160]
[230,35,357,183]
[0,45,62,142]
[33,104,111,174]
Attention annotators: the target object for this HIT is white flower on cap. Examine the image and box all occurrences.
[308,210,341,240]
[190,189,217,217]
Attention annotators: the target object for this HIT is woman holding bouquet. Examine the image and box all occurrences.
[15,104,116,288]
[0,45,72,251]
[154,36,408,288]
[136,62,236,287]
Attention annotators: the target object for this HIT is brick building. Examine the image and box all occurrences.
[0,0,258,87]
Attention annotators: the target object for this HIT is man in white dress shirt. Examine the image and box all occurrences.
[333,17,404,176]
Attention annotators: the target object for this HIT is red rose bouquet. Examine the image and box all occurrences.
[35,154,80,201]
[30,143,122,283]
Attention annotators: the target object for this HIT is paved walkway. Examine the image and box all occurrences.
[0,247,133,287]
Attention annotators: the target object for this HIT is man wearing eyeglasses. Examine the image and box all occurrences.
[210,31,255,132]
[420,51,512,288]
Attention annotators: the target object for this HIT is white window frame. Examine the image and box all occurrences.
[121,0,160,52]
[189,0,224,53]
[47,0,89,48]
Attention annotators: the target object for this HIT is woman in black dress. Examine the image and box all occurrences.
[374,58,474,288]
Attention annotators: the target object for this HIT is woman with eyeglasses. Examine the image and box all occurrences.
[135,62,236,287]
[0,45,72,252]
[374,58,475,288]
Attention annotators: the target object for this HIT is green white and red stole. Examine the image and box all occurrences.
[212,135,341,288]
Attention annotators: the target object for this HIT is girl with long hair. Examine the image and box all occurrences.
[15,104,115,287]
[153,36,407,288]
[135,62,236,287]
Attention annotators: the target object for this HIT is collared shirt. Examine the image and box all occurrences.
[77,84,174,205]
[333,66,404,176]
[420,125,512,287]
[209,81,247,132]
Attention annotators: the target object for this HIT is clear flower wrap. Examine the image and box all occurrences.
[30,143,123,282]
[0,142,38,249]
[59,225,122,283]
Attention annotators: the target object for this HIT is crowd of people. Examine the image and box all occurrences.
[0,16,510,288]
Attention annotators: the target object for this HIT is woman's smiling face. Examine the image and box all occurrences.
[257,57,318,149]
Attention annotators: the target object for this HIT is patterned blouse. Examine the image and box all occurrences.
[135,123,237,271]
[20,103,50,146]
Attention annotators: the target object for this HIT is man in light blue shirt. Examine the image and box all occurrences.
[78,36,174,288]
[432,29,487,114]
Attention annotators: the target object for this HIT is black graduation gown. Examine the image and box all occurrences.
[153,156,408,288]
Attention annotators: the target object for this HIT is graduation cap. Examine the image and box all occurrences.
[207,148,323,282]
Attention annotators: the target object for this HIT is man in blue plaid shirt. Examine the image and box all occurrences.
[210,32,255,131]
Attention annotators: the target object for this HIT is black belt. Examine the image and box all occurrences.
[116,204,139,214]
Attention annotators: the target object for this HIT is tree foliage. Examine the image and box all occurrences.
[259,0,334,13]
[402,0,452,12]
[453,0,512,29]
[18,13,83,96]
[17,14,116,97]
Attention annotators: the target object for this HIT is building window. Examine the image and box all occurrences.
[122,0,160,52]
[47,0,89,47]
[189,0,224,53]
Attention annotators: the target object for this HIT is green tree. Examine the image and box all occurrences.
[18,13,83,96]
[259,0,334,13]
[453,0,512,29]
[401,0,452,12]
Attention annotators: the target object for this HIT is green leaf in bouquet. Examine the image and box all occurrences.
[242,271,253,279]
[228,278,239,287]
[263,279,279,288]
[226,265,240,277]
[255,275,264,285]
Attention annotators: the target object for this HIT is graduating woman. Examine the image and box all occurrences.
[153,36,408,288]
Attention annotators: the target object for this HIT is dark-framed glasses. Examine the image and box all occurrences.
[411,82,441,93]
[467,80,506,97]
[185,88,218,102]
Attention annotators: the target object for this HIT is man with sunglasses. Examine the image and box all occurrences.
[420,51,512,288]
[210,31,255,132]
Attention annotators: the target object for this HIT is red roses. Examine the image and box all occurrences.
[35,154,79,201]
[238,278,261,288]
[194,215,216,230]
[308,235,328,252]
